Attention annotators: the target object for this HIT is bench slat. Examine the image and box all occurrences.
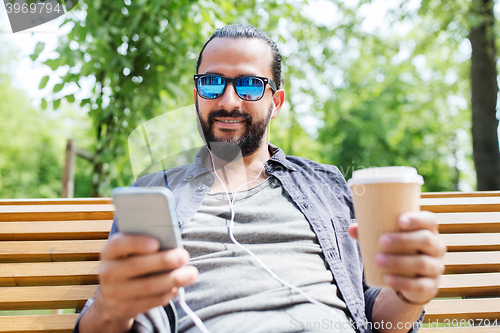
[438,273,500,297]
[421,197,500,213]
[436,213,500,233]
[0,314,79,333]
[0,205,115,222]
[0,262,100,287]
[0,240,106,263]
[437,212,500,223]
[444,252,500,274]
[0,285,98,310]
[425,298,500,321]
[440,234,500,252]
[3,253,496,287]
[0,198,112,205]
[422,204,500,213]
[0,221,112,241]
[421,191,500,198]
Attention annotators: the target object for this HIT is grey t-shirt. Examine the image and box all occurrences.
[174,177,356,333]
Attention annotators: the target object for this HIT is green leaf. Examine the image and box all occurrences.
[44,59,60,71]
[30,42,45,61]
[40,99,48,110]
[66,94,75,103]
[39,76,50,90]
[53,83,64,93]
[53,99,61,110]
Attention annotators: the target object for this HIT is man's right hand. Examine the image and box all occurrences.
[79,233,198,333]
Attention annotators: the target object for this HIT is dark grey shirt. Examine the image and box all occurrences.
[176,177,355,333]
[74,144,424,333]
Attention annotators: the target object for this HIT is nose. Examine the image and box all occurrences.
[218,82,242,110]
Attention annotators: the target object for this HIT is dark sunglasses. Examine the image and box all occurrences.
[194,74,277,101]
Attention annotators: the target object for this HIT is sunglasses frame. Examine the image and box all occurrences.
[194,74,277,101]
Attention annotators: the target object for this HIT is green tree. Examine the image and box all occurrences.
[34,0,479,195]
[0,80,65,198]
[269,3,473,191]
[386,0,499,190]
[0,37,64,198]
[34,0,303,196]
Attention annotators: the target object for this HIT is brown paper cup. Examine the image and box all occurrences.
[348,167,423,286]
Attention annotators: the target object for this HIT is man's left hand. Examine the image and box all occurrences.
[349,211,447,305]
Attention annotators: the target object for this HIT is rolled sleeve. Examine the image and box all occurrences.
[364,286,425,333]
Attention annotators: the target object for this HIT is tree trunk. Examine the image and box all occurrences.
[469,0,500,190]
[91,114,114,197]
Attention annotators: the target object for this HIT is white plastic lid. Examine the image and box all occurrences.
[347,166,424,185]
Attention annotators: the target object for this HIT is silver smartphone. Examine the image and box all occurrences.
[112,187,183,250]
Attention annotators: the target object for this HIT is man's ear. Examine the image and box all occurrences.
[193,87,197,104]
[271,89,285,119]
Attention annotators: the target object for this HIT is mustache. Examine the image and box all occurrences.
[208,109,253,124]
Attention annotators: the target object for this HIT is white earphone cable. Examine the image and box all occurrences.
[177,287,211,333]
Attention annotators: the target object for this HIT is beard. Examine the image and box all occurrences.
[196,101,273,162]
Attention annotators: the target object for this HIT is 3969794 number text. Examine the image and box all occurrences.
[5,2,63,14]
[443,319,498,328]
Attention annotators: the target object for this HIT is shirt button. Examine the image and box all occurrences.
[206,175,213,180]
[197,184,205,192]
[302,203,308,209]
[185,175,193,181]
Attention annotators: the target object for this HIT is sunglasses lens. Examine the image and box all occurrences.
[236,77,264,101]
[198,75,225,99]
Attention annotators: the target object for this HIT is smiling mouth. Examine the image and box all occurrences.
[213,117,246,127]
[216,119,245,123]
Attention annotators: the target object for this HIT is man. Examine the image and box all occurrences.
[76,25,446,333]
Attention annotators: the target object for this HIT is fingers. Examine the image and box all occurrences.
[375,253,445,278]
[96,232,198,324]
[384,275,440,304]
[100,265,198,302]
[379,229,447,257]
[101,233,160,260]
[127,266,198,296]
[398,211,439,234]
[96,265,198,322]
[100,248,191,282]
[374,211,446,304]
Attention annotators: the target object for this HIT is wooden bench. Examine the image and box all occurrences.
[0,199,113,333]
[0,192,499,332]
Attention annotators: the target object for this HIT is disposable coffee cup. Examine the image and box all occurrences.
[347,166,424,286]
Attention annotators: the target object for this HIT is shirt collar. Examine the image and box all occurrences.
[267,143,297,172]
[183,146,211,182]
[183,143,296,182]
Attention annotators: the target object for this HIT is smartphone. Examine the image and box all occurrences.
[112,187,183,250]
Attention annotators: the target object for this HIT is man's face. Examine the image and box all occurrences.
[195,37,278,161]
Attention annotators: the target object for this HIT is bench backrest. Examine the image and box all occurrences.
[0,192,499,332]
[420,192,500,331]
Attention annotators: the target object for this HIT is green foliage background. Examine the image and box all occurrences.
[0,0,482,198]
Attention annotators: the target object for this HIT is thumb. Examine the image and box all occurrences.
[348,223,358,240]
